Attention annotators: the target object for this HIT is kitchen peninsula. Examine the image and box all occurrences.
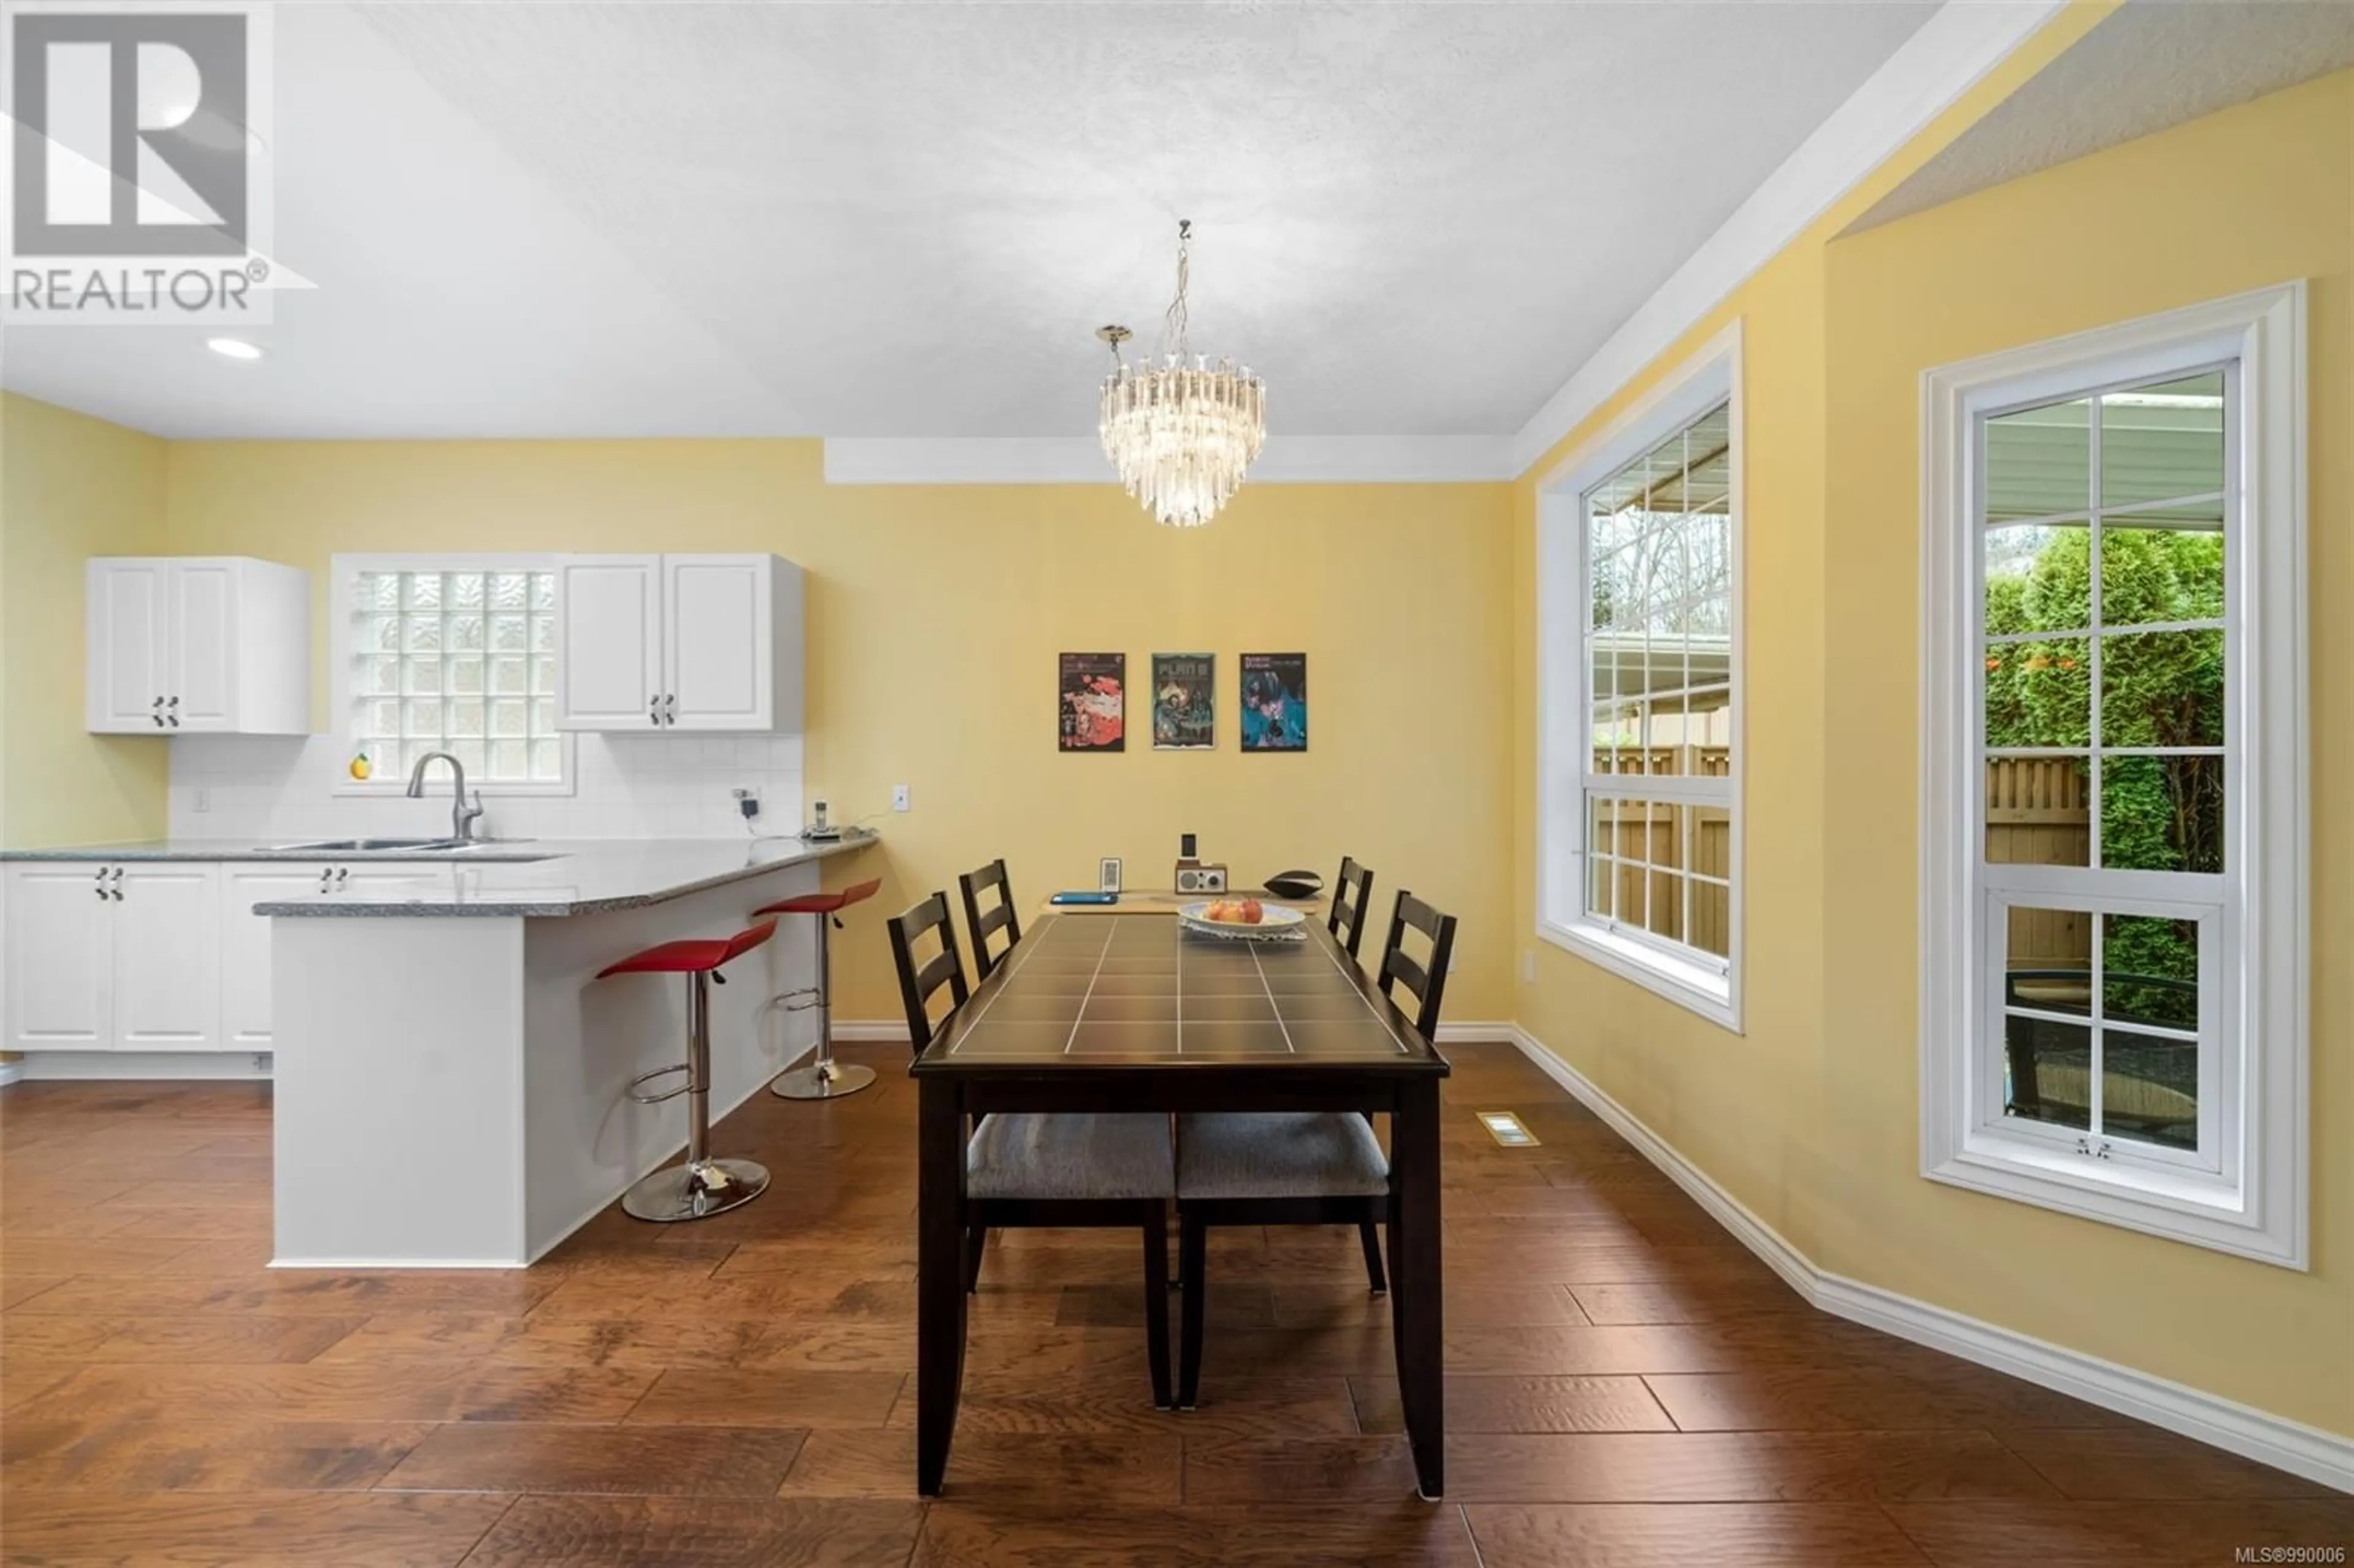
[112,831,876,1266]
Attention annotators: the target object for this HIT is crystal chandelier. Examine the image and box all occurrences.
[1097,219,1266,527]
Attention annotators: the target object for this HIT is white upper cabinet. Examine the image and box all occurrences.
[556,553,803,733]
[86,557,311,735]
[554,555,664,729]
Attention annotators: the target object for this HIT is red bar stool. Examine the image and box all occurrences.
[595,919,779,1222]
[756,877,883,1100]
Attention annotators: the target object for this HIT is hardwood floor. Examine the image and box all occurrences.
[2,1046,2342,1566]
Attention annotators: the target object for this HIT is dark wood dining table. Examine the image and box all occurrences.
[910,910,1452,1498]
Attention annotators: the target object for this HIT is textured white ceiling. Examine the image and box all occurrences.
[1851,0,2354,234]
[2,0,1938,441]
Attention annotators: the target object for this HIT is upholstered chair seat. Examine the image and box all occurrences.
[969,1113,1176,1201]
[1175,1111,1388,1200]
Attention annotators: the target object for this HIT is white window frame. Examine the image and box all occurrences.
[1921,284,2307,1268]
[330,552,577,797]
[1536,321,1744,1032]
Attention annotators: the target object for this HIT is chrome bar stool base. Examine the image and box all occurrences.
[622,1157,771,1222]
[760,879,883,1103]
[771,1057,877,1100]
[596,919,781,1227]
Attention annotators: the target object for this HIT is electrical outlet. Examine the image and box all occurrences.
[732,786,760,821]
[1520,948,1537,984]
[893,784,911,813]
[194,785,210,814]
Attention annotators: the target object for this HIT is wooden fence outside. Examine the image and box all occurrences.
[1586,752,2088,969]
[1986,756,2092,970]
[1590,747,1731,954]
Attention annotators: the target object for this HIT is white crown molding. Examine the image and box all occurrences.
[1505,0,2070,478]
[1507,1026,2354,1494]
[822,434,1515,486]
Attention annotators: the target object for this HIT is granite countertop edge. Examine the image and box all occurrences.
[254,834,877,919]
[4,832,880,919]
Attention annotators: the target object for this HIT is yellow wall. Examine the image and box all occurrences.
[1514,50,2351,1435]
[0,393,172,848]
[158,441,1517,1025]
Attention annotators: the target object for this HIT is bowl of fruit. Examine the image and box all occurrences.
[1178,897,1309,940]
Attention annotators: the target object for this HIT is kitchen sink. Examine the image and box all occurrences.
[265,837,547,857]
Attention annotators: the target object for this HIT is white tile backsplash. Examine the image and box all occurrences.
[169,732,804,841]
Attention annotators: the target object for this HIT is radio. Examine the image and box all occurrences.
[1175,862,1228,895]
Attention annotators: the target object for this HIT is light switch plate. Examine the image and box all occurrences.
[892,784,910,812]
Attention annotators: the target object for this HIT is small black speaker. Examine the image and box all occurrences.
[1263,869,1324,900]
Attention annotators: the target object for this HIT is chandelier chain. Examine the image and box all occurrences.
[1162,218,1192,361]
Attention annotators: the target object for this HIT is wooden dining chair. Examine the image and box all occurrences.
[1377,889,1458,1039]
[1173,890,1460,1409]
[886,891,969,1051]
[886,892,1175,1409]
[957,858,1024,980]
[1327,856,1376,961]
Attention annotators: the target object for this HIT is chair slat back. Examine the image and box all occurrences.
[1377,889,1457,1039]
[958,858,1024,980]
[888,891,970,1051]
[1327,856,1375,960]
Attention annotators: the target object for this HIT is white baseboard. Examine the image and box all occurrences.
[1507,1025,2354,1494]
[270,1256,520,1270]
[10,1051,272,1081]
[1433,1021,1517,1045]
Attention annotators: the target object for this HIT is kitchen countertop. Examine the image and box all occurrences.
[2,831,879,919]
[1,838,555,862]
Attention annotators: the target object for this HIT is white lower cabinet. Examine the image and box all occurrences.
[4,862,218,1053]
[221,866,326,1048]
[3,865,114,1051]
[112,866,223,1051]
[7,859,424,1059]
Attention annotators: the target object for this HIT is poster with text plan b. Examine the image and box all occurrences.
[1152,653,1216,750]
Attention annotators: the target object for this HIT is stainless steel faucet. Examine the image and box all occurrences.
[406,751,486,843]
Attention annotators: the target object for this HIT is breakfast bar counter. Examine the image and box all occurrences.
[262,832,878,1267]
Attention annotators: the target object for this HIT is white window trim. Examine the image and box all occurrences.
[1919,284,2308,1268]
[1536,319,1744,1033]
[329,552,577,798]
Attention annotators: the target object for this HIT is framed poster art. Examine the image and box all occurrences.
[1057,652,1126,752]
[1240,652,1307,752]
[1151,652,1216,750]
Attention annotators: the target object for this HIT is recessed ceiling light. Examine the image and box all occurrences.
[206,337,264,361]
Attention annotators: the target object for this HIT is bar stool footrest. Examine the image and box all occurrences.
[625,1062,693,1105]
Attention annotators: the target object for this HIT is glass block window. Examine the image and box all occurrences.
[1579,398,1736,975]
[351,568,564,784]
